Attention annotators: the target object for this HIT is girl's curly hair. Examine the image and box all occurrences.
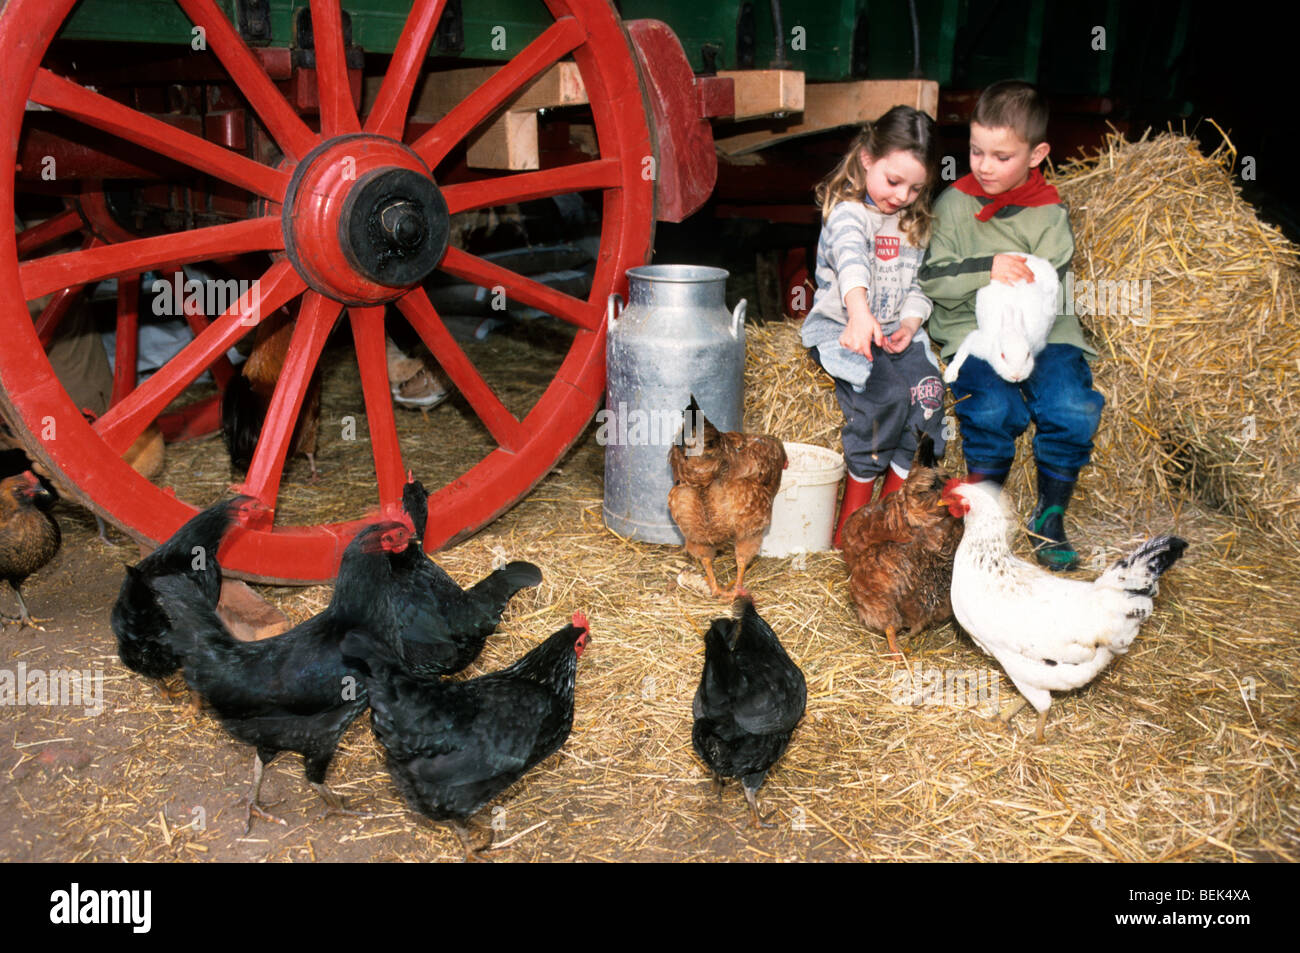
[815,105,938,246]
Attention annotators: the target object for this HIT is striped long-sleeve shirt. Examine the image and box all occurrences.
[801,199,935,390]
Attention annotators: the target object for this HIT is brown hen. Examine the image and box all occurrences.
[668,396,786,599]
[0,471,60,630]
[841,433,963,659]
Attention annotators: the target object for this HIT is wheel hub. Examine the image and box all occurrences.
[282,135,449,305]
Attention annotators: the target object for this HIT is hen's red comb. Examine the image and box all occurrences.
[571,610,589,631]
[941,477,966,497]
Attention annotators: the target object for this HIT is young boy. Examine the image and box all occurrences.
[919,80,1103,570]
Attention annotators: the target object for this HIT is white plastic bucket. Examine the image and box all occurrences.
[760,442,846,557]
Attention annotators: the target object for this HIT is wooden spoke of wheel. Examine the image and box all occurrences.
[309,0,362,138]
[176,0,318,161]
[16,208,83,258]
[20,217,283,301]
[238,291,341,507]
[94,260,306,454]
[349,306,406,512]
[439,245,601,331]
[412,16,586,168]
[440,159,620,214]
[364,0,448,140]
[396,288,527,451]
[111,275,140,406]
[29,69,289,202]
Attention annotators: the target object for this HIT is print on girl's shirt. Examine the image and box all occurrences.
[876,236,900,261]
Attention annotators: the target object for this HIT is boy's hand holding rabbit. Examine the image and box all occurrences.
[991,253,1035,285]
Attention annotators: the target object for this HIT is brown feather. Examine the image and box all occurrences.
[841,436,964,648]
[668,404,786,595]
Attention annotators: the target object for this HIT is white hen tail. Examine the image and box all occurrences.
[1095,535,1189,597]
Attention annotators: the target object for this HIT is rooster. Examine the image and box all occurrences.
[0,471,60,630]
[941,480,1187,741]
[151,520,411,831]
[110,496,259,700]
[342,613,590,861]
[668,396,787,598]
[841,433,963,659]
[692,597,806,827]
[385,476,542,677]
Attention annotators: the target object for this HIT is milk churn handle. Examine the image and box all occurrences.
[607,293,625,329]
[731,298,747,338]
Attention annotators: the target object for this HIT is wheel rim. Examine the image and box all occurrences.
[0,0,654,582]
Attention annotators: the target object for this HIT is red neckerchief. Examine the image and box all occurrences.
[953,167,1060,221]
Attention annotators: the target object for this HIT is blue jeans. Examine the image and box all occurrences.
[947,343,1104,480]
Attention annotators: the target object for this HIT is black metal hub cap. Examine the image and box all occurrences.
[339,167,450,288]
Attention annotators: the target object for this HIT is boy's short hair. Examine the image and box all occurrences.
[972,80,1049,147]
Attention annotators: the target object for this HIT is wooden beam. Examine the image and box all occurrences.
[361,62,587,121]
[713,79,939,156]
[466,109,538,171]
[715,69,804,121]
[360,63,588,172]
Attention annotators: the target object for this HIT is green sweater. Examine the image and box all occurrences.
[918,186,1093,360]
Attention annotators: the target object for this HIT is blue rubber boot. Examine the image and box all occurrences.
[1029,468,1078,571]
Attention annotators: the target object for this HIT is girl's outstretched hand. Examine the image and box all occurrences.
[840,288,882,356]
[882,316,922,353]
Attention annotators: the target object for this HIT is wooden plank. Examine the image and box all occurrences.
[360,62,587,122]
[715,69,804,121]
[466,109,538,171]
[360,62,586,171]
[714,79,939,156]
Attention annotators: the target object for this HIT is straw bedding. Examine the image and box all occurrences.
[14,131,1298,863]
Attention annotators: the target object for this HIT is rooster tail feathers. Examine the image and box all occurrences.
[469,560,543,609]
[401,477,430,539]
[914,430,938,470]
[137,496,244,576]
[221,374,260,472]
[677,395,719,452]
[340,628,400,678]
[1100,535,1188,596]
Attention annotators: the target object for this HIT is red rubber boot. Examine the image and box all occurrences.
[833,475,875,549]
[879,466,908,499]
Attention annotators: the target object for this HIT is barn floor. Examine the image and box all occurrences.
[2,325,1298,863]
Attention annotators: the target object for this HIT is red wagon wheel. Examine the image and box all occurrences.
[0,0,654,582]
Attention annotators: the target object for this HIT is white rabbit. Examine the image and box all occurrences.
[943,253,1060,384]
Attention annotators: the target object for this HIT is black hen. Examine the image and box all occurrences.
[379,475,542,677]
[342,612,589,860]
[151,520,410,831]
[692,597,806,827]
[110,496,256,690]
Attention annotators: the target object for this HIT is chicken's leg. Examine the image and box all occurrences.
[883,625,907,662]
[997,696,1028,727]
[449,819,494,862]
[240,754,288,834]
[2,586,47,631]
[731,535,764,599]
[1033,709,1049,744]
[743,786,775,829]
[700,556,725,598]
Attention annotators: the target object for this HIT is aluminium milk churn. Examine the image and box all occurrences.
[602,264,746,543]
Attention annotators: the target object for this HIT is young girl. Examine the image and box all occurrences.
[800,106,945,546]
